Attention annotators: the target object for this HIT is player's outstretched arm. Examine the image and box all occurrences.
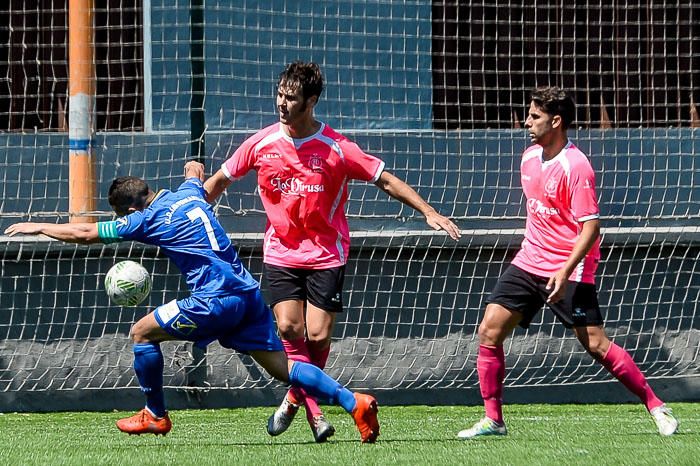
[203,169,233,203]
[4,222,100,244]
[374,170,461,241]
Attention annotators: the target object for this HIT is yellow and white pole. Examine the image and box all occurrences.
[68,0,96,223]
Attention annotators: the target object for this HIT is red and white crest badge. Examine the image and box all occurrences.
[544,177,558,197]
[309,154,323,172]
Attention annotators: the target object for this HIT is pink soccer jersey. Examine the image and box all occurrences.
[221,122,385,269]
[511,141,601,284]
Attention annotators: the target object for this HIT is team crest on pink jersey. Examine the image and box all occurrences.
[544,177,558,197]
[308,154,323,172]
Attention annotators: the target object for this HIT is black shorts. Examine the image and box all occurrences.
[486,264,604,329]
[263,264,345,313]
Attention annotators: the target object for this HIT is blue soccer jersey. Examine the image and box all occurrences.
[97,178,259,297]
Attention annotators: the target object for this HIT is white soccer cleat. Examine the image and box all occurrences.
[267,396,300,436]
[457,417,507,439]
[650,405,678,436]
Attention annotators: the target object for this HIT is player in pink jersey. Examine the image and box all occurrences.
[205,61,461,442]
[458,86,678,439]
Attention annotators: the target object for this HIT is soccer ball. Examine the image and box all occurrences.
[105,260,152,307]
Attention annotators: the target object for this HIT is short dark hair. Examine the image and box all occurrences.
[278,61,324,100]
[108,176,150,216]
[530,86,576,129]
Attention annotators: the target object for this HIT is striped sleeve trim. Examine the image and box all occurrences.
[370,160,385,183]
[97,221,122,244]
[577,213,600,222]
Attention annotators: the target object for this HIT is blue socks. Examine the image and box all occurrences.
[133,343,166,417]
[288,361,357,413]
[133,345,357,417]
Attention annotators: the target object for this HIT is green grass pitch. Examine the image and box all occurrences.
[0,403,697,465]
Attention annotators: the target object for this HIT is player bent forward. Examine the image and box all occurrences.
[4,161,379,443]
[458,87,678,439]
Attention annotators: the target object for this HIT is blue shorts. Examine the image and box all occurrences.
[153,288,284,353]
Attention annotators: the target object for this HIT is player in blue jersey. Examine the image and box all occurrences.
[4,161,380,442]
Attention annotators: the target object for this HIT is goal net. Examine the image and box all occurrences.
[1,1,699,410]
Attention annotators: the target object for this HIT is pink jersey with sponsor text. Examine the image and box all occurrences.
[221,122,385,269]
[511,141,601,284]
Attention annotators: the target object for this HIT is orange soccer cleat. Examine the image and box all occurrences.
[116,408,172,436]
[351,393,380,443]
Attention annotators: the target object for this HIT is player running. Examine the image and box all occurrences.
[4,161,380,443]
[458,87,678,439]
[204,61,461,442]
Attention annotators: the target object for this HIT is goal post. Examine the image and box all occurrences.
[68,0,96,223]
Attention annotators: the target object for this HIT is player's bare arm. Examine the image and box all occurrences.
[4,222,100,244]
[203,169,233,203]
[374,170,461,240]
[546,218,601,303]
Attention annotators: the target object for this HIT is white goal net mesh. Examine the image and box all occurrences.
[0,1,699,409]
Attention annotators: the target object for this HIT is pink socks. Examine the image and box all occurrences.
[601,342,664,411]
[477,344,505,423]
[476,341,663,424]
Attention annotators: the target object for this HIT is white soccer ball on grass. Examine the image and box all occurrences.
[104,260,152,307]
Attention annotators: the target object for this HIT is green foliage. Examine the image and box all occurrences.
[0,404,697,465]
